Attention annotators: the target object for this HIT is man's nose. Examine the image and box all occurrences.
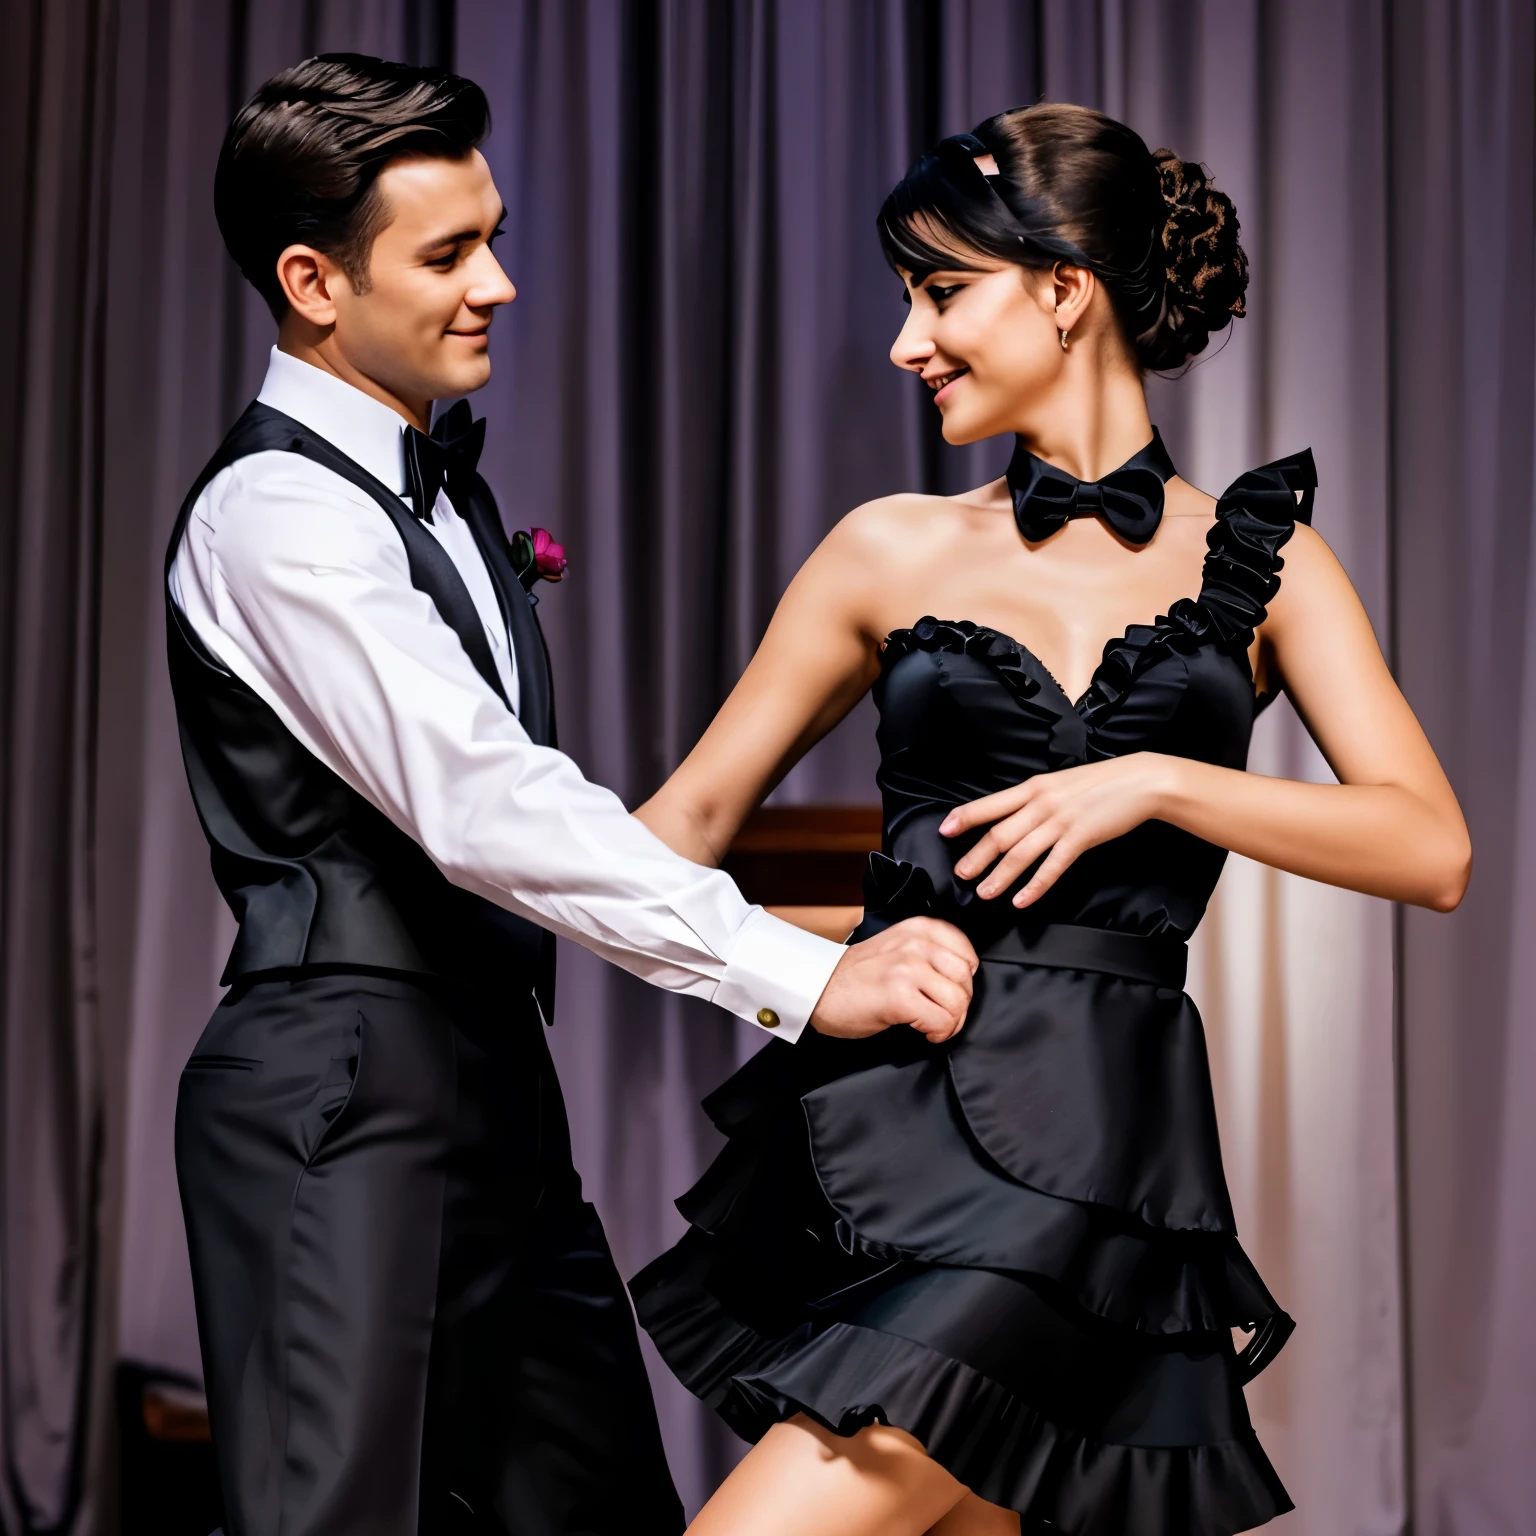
[467,248,516,308]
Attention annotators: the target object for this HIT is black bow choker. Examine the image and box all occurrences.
[1007,429,1177,545]
[402,398,487,523]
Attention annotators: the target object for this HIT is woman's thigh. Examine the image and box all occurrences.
[687,1413,972,1536]
[925,1491,1022,1535]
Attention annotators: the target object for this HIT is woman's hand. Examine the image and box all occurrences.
[936,529,1474,916]
[942,753,1180,908]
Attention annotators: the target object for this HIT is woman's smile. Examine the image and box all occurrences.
[929,365,970,403]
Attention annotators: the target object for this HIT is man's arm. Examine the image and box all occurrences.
[175,454,973,1041]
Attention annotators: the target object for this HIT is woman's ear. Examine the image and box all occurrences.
[1052,262,1096,339]
[275,244,342,329]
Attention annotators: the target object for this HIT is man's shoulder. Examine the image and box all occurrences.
[194,442,382,522]
[187,439,405,587]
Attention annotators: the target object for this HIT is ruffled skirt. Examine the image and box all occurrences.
[631,940,1294,1535]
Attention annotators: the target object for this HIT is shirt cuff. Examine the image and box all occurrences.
[712,907,846,1043]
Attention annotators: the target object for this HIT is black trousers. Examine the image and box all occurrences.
[175,972,683,1536]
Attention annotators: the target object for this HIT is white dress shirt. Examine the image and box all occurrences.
[169,347,842,1039]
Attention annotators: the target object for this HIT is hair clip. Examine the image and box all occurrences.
[938,132,1002,181]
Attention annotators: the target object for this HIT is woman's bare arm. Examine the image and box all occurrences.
[944,524,1473,911]
[635,503,898,864]
[635,499,984,1041]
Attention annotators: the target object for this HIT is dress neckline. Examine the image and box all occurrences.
[884,616,1164,720]
[879,446,1320,726]
[999,621,1154,715]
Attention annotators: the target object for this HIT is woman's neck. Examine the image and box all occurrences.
[1011,347,1153,483]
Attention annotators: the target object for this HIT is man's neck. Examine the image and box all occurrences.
[275,329,431,433]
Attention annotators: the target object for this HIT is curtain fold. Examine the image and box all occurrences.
[0,1,118,1528]
[2,4,1531,1531]
[1390,4,1536,1529]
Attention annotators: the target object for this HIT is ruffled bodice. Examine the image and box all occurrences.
[632,450,1316,1536]
[874,448,1316,945]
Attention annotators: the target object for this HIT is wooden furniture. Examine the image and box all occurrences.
[140,1380,212,1443]
[116,1364,222,1534]
[722,806,881,941]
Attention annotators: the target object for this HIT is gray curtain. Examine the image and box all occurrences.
[1390,3,1536,1529]
[0,2,116,1529]
[2,3,1532,1532]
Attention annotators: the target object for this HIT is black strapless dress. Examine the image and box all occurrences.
[631,451,1317,1535]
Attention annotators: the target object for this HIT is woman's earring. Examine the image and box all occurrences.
[1059,328,1070,352]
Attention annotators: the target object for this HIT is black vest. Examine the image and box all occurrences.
[166,401,557,1015]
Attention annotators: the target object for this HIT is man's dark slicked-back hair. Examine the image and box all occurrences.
[215,53,491,320]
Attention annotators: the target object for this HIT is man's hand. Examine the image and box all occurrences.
[808,917,978,1044]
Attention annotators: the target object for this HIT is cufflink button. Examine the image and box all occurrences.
[757,1008,780,1029]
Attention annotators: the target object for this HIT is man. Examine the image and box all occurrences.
[169,54,976,1536]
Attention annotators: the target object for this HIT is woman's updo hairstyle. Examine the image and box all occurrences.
[878,102,1248,372]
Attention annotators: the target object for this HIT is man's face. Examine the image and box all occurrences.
[324,149,515,406]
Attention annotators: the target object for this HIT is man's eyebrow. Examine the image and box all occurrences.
[416,207,509,256]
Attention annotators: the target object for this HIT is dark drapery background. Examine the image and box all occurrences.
[1390,4,1536,1526]
[0,3,1531,1532]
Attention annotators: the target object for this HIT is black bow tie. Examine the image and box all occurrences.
[1007,429,1177,545]
[402,399,487,523]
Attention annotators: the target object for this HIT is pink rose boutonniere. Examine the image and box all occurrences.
[510,527,568,591]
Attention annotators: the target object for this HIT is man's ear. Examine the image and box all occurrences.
[275,245,344,328]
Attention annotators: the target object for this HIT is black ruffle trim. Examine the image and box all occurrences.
[738,1329,1294,1536]
[680,1046,1290,1363]
[1077,449,1316,730]
[806,1100,1283,1339]
[881,448,1317,738]
[632,1240,1293,1536]
[881,616,1090,765]
[881,615,1046,710]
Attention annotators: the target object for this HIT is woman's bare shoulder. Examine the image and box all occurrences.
[1266,519,1349,593]
[814,485,1005,582]
[1254,518,1383,671]
[1268,520,1354,611]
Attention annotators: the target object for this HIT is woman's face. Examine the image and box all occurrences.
[889,261,1066,444]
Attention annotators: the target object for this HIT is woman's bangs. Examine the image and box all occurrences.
[878,205,992,281]
[877,152,1029,281]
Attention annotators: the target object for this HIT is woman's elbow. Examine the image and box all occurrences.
[635,787,730,866]
[1420,831,1473,912]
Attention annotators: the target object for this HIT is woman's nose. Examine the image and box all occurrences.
[889,307,934,372]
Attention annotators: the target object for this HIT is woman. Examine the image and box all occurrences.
[630,104,1470,1536]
